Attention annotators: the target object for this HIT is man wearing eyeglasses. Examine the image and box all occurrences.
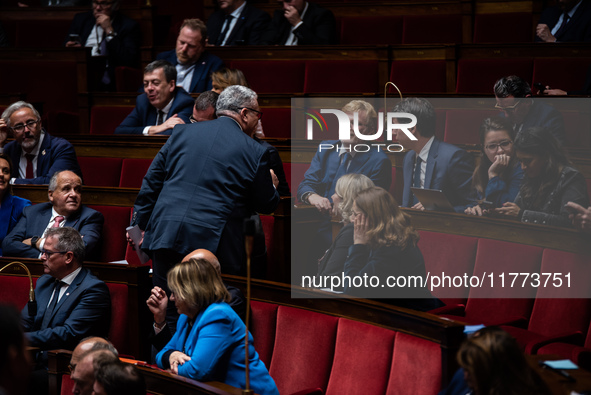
[21,227,110,394]
[2,170,104,260]
[65,0,140,90]
[0,101,82,185]
[115,60,194,136]
[494,75,565,146]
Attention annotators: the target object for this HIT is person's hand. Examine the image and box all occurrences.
[465,205,485,216]
[126,230,144,248]
[146,286,168,325]
[284,5,302,26]
[148,114,185,135]
[353,212,370,245]
[65,41,82,48]
[566,201,591,233]
[0,118,8,148]
[270,169,279,189]
[411,201,425,211]
[488,153,511,179]
[169,351,191,374]
[95,14,113,34]
[543,87,568,96]
[307,193,332,213]
[495,202,520,218]
[536,24,557,42]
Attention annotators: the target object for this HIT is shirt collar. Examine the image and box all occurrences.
[300,1,309,19]
[230,1,246,18]
[160,96,175,116]
[567,0,582,17]
[51,207,68,222]
[417,136,435,162]
[60,266,82,286]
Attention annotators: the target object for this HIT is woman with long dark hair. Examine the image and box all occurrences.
[495,127,589,227]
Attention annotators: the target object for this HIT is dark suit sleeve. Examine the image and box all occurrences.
[245,8,272,45]
[266,145,290,196]
[296,149,328,201]
[13,139,81,185]
[448,149,476,213]
[25,279,111,350]
[250,149,280,215]
[262,11,287,45]
[368,155,392,192]
[106,15,141,68]
[78,209,104,258]
[293,5,337,45]
[1,205,41,258]
[114,97,148,135]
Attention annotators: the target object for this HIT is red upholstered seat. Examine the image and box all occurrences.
[261,108,291,138]
[87,205,131,263]
[389,60,447,94]
[250,300,278,367]
[78,157,123,187]
[418,231,478,307]
[325,318,395,395]
[532,58,591,95]
[387,332,442,395]
[106,283,130,356]
[443,109,499,145]
[61,374,75,395]
[402,15,462,44]
[456,58,533,94]
[340,16,403,45]
[304,60,379,94]
[90,106,135,135]
[0,276,38,310]
[115,66,143,92]
[473,13,533,43]
[284,162,310,199]
[230,60,306,94]
[269,306,338,395]
[119,158,153,188]
[44,110,80,136]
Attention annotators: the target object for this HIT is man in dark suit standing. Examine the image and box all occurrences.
[65,0,141,90]
[263,0,336,45]
[115,60,194,136]
[131,85,279,330]
[156,19,224,93]
[22,226,111,394]
[2,170,104,259]
[0,101,81,185]
[536,0,591,42]
[393,98,474,213]
[207,0,270,46]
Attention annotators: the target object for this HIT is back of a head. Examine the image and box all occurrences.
[211,68,250,91]
[335,173,375,222]
[194,91,219,112]
[494,75,532,98]
[513,126,568,166]
[72,337,111,366]
[182,249,221,276]
[95,362,146,395]
[216,85,257,117]
[392,97,436,138]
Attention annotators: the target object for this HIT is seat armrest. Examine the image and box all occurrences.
[526,331,585,354]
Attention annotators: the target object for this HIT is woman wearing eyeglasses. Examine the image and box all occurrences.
[465,117,523,216]
[495,127,589,227]
[0,153,31,256]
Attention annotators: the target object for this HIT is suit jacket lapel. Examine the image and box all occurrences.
[46,269,87,324]
[36,131,51,176]
[190,54,208,93]
[227,7,247,44]
[64,209,81,229]
[424,139,440,189]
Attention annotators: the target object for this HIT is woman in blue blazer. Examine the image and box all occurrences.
[0,153,30,255]
[156,259,279,395]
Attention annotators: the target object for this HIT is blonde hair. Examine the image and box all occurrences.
[341,100,377,130]
[334,173,374,223]
[354,187,419,249]
[211,68,249,91]
[167,258,230,312]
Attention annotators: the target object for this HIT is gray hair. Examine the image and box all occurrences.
[194,91,219,111]
[216,85,257,117]
[48,170,81,192]
[2,101,41,127]
[494,75,532,98]
[45,227,86,263]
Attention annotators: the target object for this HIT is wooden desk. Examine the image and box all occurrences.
[533,355,591,395]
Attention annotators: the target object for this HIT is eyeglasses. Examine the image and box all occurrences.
[485,140,512,151]
[10,119,40,134]
[41,249,68,258]
[68,364,75,374]
[189,115,197,124]
[92,0,114,7]
[242,107,263,120]
[494,100,521,112]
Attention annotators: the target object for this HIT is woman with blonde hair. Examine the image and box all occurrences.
[317,173,374,279]
[211,68,249,94]
[345,187,439,310]
[156,259,279,395]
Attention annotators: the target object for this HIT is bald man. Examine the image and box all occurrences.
[70,339,118,395]
[70,337,110,371]
[146,249,246,351]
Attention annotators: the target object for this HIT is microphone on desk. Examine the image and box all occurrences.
[242,217,257,395]
[0,261,37,317]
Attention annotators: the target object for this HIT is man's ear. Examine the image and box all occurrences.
[168,79,176,93]
[48,190,54,204]
[64,251,75,265]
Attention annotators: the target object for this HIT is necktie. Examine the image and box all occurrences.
[412,156,422,205]
[52,215,64,228]
[554,13,571,40]
[334,153,351,187]
[25,154,35,179]
[216,15,234,46]
[99,32,111,85]
[41,280,64,329]
[156,110,165,126]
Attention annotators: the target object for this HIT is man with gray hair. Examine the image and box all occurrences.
[115,60,194,135]
[0,101,81,184]
[2,170,103,259]
[130,85,279,331]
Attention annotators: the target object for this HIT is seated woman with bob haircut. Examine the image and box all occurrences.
[495,126,589,227]
[155,258,279,395]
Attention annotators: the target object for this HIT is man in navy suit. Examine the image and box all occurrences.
[2,170,104,260]
[393,98,474,212]
[65,0,141,90]
[22,226,110,393]
[131,85,279,330]
[115,60,194,136]
[263,0,336,45]
[156,19,224,93]
[0,101,82,185]
[536,0,591,42]
[207,0,270,46]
